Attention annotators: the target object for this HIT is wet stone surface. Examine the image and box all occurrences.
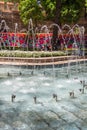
[0,63,87,130]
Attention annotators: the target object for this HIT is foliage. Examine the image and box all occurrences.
[19,0,45,25]
[41,0,55,20]
[18,0,85,25]
[85,0,87,6]
[3,0,84,25]
[0,50,66,58]
[41,0,85,24]
[61,0,85,23]
[3,0,86,26]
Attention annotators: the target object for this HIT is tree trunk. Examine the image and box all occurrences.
[52,0,61,51]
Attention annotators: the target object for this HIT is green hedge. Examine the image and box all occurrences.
[0,50,66,58]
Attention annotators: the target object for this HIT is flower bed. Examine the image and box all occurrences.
[0,33,87,51]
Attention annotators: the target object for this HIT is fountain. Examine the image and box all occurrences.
[0,19,87,130]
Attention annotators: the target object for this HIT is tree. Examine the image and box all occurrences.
[85,0,87,19]
[19,0,85,50]
[52,0,61,50]
[19,0,46,26]
[61,0,85,24]
[41,0,55,20]
[41,0,85,24]
[41,0,85,50]
[5,0,85,25]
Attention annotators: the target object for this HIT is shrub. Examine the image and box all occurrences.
[0,50,66,58]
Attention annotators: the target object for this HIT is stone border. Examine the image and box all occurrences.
[0,56,86,67]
